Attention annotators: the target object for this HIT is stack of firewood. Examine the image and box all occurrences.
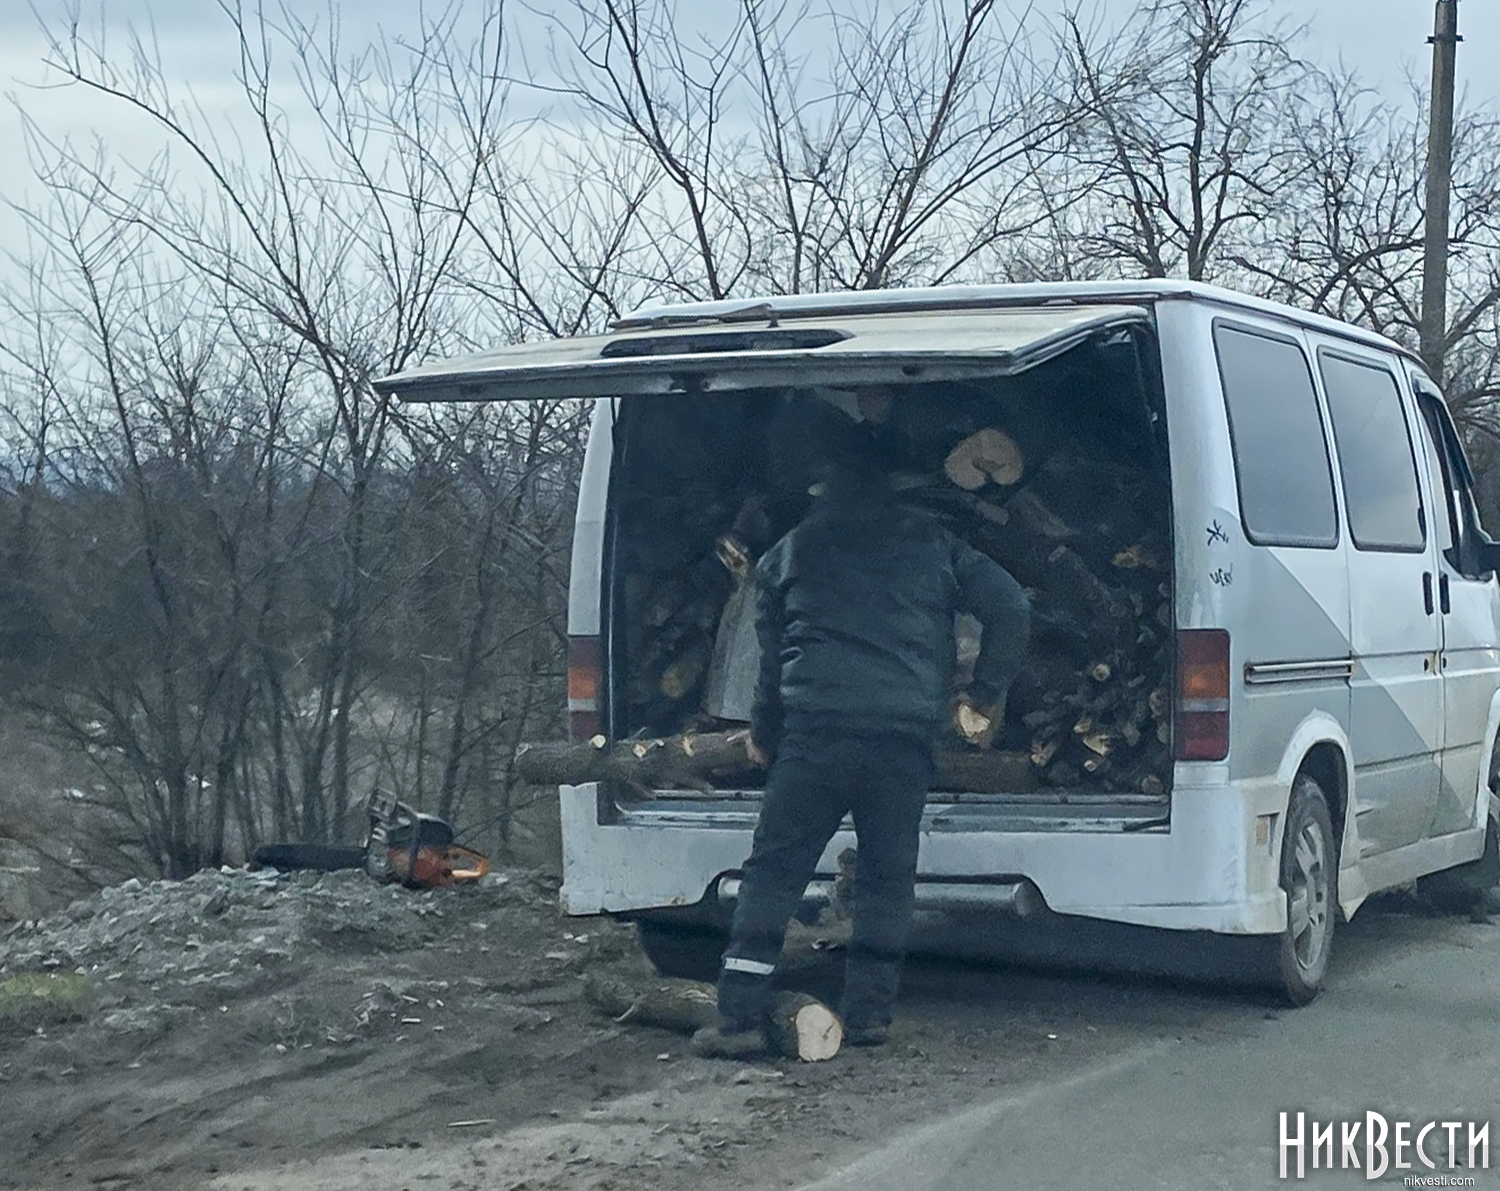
[608,380,1175,796]
[924,429,1174,796]
[619,525,744,737]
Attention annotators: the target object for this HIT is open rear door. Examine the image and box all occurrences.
[372,304,1150,402]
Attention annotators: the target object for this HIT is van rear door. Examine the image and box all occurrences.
[373,306,1150,402]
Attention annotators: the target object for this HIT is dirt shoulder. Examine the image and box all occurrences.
[0,866,1305,1191]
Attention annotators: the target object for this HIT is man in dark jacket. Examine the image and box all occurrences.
[693,420,1031,1058]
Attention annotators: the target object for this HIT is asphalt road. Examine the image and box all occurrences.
[801,898,1500,1191]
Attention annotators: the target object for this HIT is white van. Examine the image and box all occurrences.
[376,280,1500,1003]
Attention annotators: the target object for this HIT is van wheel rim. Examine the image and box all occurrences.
[1288,822,1330,975]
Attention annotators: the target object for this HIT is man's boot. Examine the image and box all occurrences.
[843,1023,891,1047]
[840,948,901,1049]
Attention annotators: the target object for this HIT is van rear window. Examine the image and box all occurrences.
[1213,324,1338,548]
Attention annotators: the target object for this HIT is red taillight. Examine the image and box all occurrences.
[1175,629,1230,761]
[568,635,603,742]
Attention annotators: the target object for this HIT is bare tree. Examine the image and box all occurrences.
[1061,0,1310,282]
[7,0,1500,883]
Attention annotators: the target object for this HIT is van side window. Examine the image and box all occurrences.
[1414,406,1456,557]
[1213,325,1338,548]
[1318,353,1425,552]
[1416,384,1493,579]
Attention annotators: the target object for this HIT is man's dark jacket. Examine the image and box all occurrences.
[750,483,1031,753]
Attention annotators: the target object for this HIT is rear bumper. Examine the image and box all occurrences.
[714,874,1047,920]
[558,769,1289,935]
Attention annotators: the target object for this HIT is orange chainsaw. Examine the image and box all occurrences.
[364,790,491,889]
[250,792,489,889]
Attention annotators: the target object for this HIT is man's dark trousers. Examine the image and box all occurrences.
[718,726,934,1033]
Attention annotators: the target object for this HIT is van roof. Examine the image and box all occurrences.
[617,279,1424,370]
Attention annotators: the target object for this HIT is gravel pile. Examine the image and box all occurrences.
[0,866,554,1000]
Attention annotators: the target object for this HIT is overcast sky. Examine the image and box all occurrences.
[1,0,1495,260]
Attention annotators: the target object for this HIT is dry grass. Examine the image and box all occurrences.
[0,971,97,1031]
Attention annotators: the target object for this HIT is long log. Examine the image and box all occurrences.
[516,730,756,788]
[585,974,717,1033]
[583,975,842,1061]
[515,730,1038,793]
[930,747,1037,792]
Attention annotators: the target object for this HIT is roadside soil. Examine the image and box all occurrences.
[1,866,1486,1191]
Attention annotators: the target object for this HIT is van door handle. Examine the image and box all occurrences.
[1439,572,1451,614]
[1422,572,1434,615]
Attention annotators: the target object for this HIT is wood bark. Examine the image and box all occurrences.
[583,975,843,1061]
[585,974,717,1033]
[765,992,843,1062]
[515,730,1037,793]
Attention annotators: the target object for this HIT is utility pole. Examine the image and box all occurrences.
[1420,0,1460,380]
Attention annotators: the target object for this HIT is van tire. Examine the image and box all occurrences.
[635,918,727,982]
[1263,774,1338,1005]
[1416,808,1500,914]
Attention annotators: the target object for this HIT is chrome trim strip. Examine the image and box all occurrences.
[716,877,1046,918]
[1244,658,1354,686]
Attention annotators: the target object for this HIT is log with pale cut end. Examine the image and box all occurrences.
[584,975,842,1061]
[1030,736,1061,768]
[944,428,1024,490]
[515,730,756,788]
[515,730,1038,793]
[766,991,843,1062]
[955,701,994,746]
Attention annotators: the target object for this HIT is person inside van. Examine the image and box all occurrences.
[693,400,1032,1057]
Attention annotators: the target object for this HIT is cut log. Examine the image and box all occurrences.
[944,428,1024,490]
[658,637,712,700]
[516,730,757,788]
[515,730,1038,793]
[1030,736,1061,768]
[1007,488,1073,540]
[585,974,717,1033]
[1111,544,1162,571]
[1080,732,1112,757]
[929,748,1036,792]
[583,975,842,1061]
[955,701,992,743]
[967,497,1011,526]
[1046,545,1137,644]
[766,992,843,1061]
